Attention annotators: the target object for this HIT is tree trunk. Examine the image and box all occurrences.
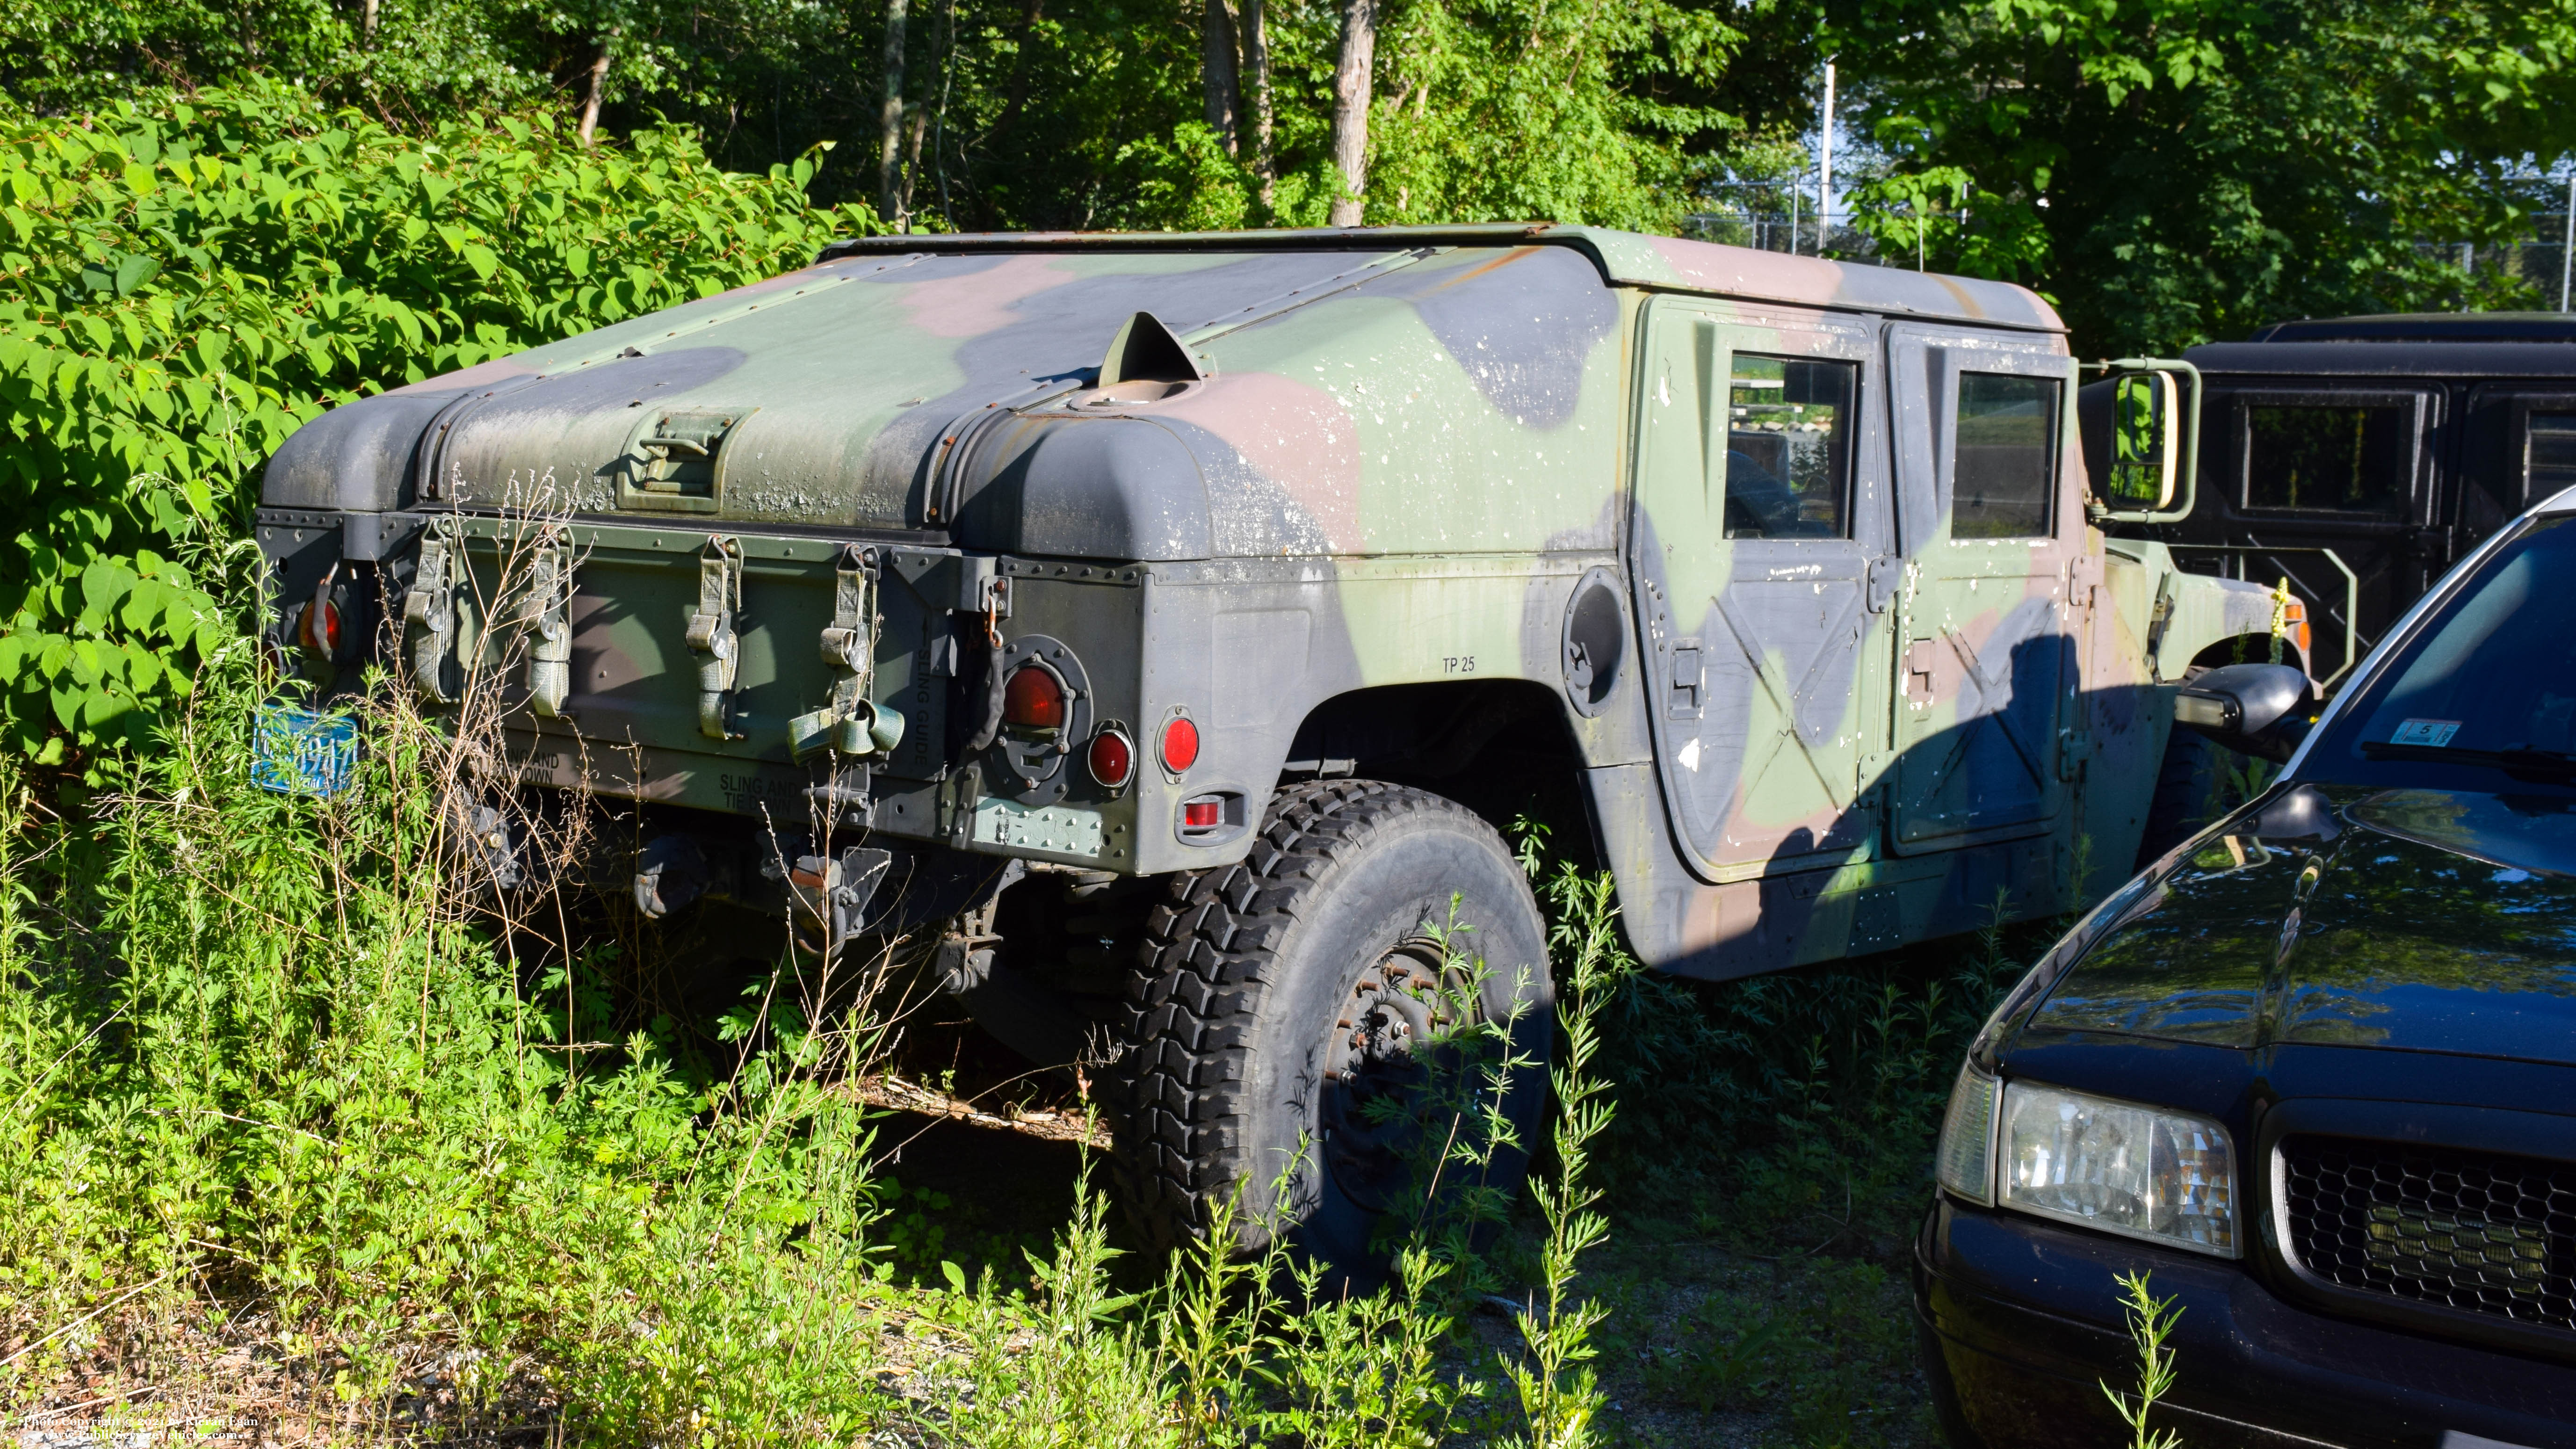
[897,106,929,228]
[577,40,611,148]
[1328,0,1375,227]
[1202,0,1239,156]
[361,0,379,44]
[1242,0,1272,202]
[878,0,909,229]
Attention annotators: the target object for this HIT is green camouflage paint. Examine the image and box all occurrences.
[257,223,2293,978]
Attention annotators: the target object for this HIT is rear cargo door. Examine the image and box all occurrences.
[1885,325,2079,854]
[1627,296,1896,878]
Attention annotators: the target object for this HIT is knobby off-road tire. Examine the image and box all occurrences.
[1111,779,1553,1290]
[2137,669,2230,870]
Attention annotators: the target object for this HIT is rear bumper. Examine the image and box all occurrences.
[1914,1197,2576,1449]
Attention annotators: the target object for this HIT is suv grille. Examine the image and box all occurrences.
[2280,1134,2576,1331]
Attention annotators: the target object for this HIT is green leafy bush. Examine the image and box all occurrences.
[0,82,876,762]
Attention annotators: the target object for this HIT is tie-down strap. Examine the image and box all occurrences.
[789,544,903,760]
[685,535,745,740]
[401,513,463,705]
[521,525,574,718]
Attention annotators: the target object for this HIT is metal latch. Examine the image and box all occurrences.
[521,525,574,718]
[402,514,463,704]
[617,408,752,513]
[1905,639,1938,704]
[685,535,745,740]
[789,544,905,760]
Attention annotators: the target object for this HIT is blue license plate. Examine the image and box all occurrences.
[251,704,359,797]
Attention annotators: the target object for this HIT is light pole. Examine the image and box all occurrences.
[1818,60,1836,254]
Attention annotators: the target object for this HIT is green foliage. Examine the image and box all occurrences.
[1613,1255,1925,1444]
[16,0,2569,357]
[1811,0,2576,351]
[1500,865,1624,1449]
[2102,1271,2186,1449]
[0,648,896,1435]
[0,83,874,762]
[1346,0,1746,232]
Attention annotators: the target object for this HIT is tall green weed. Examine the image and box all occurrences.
[0,624,900,1435]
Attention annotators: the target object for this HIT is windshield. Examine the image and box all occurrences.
[2303,514,2576,794]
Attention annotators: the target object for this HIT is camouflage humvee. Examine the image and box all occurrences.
[256,224,2299,1278]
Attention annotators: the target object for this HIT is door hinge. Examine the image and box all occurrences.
[2058,729,2095,781]
[685,535,746,740]
[1866,555,1902,615]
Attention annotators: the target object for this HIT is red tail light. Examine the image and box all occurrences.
[1161,715,1200,774]
[1002,663,1067,730]
[1182,799,1221,829]
[299,599,340,656]
[1087,727,1135,788]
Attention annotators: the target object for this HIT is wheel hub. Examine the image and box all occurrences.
[1319,939,1472,1213]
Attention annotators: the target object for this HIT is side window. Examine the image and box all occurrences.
[2529,412,2576,501]
[1950,372,2059,538]
[2244,404,2409,514]
[1724,354,1856,538]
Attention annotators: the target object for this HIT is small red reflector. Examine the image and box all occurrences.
[1161,716,1200,773]
[300,600,340,655]
[1002,663,1067,729]
[1087,728,1134,788]
[1182,800,1221,829]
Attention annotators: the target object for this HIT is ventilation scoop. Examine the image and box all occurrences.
[1095,311,1206,398]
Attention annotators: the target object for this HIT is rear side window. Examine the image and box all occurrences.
[1724,354,1857,538]
[2529,412,2576,501]
[2245,404,2409,514]
[1950,372,2058,538]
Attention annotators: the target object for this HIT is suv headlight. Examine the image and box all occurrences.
[1997,1081,2237,1257]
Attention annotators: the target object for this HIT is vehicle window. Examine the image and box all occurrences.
[2308,514,2576,794]
[1949,372,2058,538]
[2244,404,2409,514]
[1724,354,1856,539]
[2528,412,2576,502]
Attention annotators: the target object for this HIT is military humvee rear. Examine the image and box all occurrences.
[256,224,2296,1280]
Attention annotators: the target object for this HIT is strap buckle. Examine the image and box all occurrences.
[401,514,462,704]
[686,535,745,740]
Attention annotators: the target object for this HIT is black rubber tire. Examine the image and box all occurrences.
[2135,724,2228,870]
[1111,779,1553,1291]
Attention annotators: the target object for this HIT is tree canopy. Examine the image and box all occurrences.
[3,0,2572,351]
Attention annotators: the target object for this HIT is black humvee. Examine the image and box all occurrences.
[2139,313,2576,687]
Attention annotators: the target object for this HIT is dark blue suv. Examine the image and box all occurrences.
[1918,482,2576,1449]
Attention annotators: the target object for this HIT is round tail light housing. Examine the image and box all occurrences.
[1086,726,1135,789]
[1002,662,1068,731]
[1160,715,1200,774]
[299,598,341,657]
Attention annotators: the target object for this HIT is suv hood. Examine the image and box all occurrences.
[2026,786,2576,1066]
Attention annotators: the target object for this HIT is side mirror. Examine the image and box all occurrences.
[2077,358,2200,525]
[2174,662,2312,762]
